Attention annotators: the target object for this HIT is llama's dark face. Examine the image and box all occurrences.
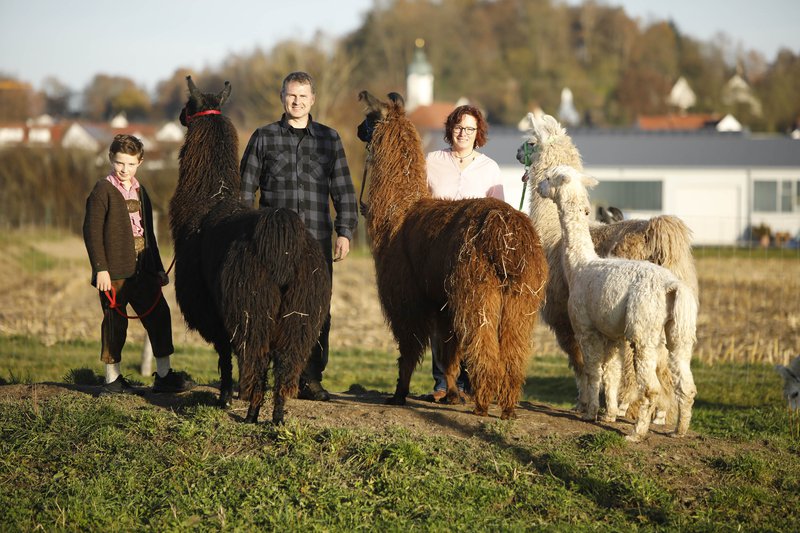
[356,91,406,144]
[179,76,231,126]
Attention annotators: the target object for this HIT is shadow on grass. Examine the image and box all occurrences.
[522,375,577,406]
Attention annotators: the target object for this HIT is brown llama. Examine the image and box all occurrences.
[517,113,699,422]
[171,77,331,424]
[357,91,548,419]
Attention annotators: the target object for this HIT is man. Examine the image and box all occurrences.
[240,71,357,401]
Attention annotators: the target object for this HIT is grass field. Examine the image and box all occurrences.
[1,229,799,530]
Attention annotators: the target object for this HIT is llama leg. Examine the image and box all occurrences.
[387,318,428,406]
[553,320,586,412]
[652,343,673,425]
[617,343,635,415]
[243,348,270,423]
[627,345,660,442]
[497,291,538,420]
[670,344,697,437]
[435,318,463,405]
[601,343,622,423]
[214,340,234,408]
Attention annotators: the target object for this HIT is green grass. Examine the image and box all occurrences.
[1,334,799,531]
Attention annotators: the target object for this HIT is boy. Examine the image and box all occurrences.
[83,134,194,395]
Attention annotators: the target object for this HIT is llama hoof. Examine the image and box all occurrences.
[472,407,489,417]
[218,396,232,409]
[243,414,259,424]
[669,430,687,439]
[385,396,406,406]
[500,409,516,420]
[581,412,597,421]
[443,392,463,405]
[652,412,667,425]
[625,433,647,443]
[600,414,617,423]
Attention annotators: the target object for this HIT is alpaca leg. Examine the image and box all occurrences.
[578,332,605,421]
[627,345,660,442]
[600,343,623,423]
[214,340,234,408]
[652,343,673,425]
[617,343,635,416]
[670,344,697,437]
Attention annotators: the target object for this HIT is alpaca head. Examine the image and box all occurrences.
[776,355,800,410]
[357,90,405,144]
[536,165,597,217]
[179,76,231,126]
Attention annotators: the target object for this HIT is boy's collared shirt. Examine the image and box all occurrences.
[106,173,144,238]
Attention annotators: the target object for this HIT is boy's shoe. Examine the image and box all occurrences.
[298,380,331,401]
[152,369,196,393]
[101,375,139,396]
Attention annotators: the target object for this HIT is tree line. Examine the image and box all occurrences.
[2,0,799,235]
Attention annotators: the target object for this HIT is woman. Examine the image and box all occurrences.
[426,104,504,401]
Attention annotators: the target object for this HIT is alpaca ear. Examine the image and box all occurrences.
[219,81,231,107]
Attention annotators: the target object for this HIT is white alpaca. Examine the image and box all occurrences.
[537,165,698,442]
[776,355,800,410]
[517,113,698,424]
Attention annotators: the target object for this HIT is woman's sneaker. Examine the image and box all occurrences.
[152,369,196,393]
[101,375,139,396]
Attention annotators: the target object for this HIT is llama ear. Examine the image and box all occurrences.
[388,92,405,110]
[219,81,231,107]
[187,76,201,99]
[583,175,599,189]
[776,364,798,382]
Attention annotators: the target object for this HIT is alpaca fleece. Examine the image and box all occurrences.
[518,113,698,422]
[170,78,330,424]
[358,91,548,419]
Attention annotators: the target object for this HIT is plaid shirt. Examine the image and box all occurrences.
[240,114,358,241]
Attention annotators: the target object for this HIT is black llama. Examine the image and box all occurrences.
[171,77,331,423]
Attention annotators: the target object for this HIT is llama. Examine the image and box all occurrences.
[517,113,698,421]
[170,77,331,424]
[357,91,548,419]
[776,355,800,410]
[538,165,698,441]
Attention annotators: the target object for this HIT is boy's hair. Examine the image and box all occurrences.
[109,134,144,161]
[281,71,315,97]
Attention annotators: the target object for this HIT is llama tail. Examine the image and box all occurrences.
[252,208,306,286]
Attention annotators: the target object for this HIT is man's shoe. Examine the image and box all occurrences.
[152,369,196,393]
[101,375,139,396]
[298,380,331,401]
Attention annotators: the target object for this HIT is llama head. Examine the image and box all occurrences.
[537,165,597,217]
[516,113,570,174]
[357,90,406,144]
[179,76,231,126]
[776,355,800,410]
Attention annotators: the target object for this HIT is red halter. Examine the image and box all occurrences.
[186,109,221,122]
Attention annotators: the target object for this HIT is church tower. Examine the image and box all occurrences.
[406,38,433,112]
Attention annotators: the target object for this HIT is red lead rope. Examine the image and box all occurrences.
[103,256,176,320]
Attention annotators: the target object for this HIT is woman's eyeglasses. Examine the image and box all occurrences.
[453,126,476,135]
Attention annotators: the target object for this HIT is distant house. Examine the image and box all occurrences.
[466,128,800,246]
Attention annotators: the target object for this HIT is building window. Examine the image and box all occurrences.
[753,181,778,211]
[592,180,662,211]
[754,179,799,212]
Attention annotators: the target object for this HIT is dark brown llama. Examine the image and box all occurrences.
[357,91,548,419]
[171,77,330,424]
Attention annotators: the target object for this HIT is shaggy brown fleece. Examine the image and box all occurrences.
[358,91,548,419]
[170,77,330,424]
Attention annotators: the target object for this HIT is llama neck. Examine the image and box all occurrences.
[366,115,429,250]
[527,138,583,252]
[557,199,599,273]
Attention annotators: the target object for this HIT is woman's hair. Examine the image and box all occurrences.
[109,134,144,161]
[444,105,488,148]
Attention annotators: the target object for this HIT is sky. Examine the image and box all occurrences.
[1,0,799,93]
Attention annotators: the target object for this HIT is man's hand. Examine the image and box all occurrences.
[333,236,351,262]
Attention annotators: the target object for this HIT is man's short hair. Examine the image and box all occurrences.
[281,71,315,97]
